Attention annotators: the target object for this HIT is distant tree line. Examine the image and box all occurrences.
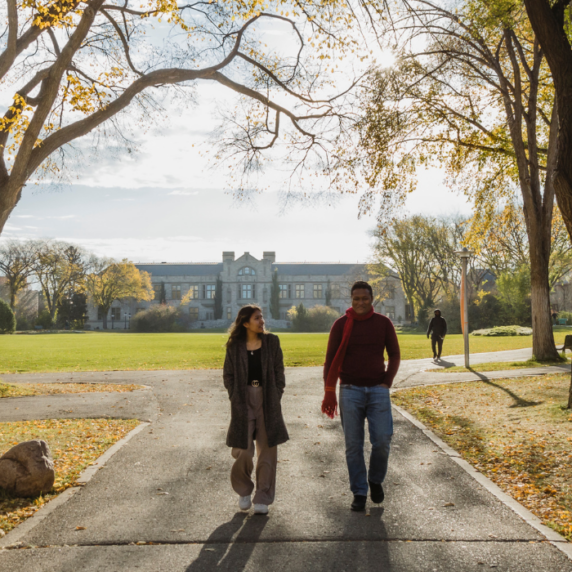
[0,239,152,331]
[370,207,572,334]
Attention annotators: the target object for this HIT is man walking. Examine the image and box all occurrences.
[427,309,447,361]
[322,281,401,511]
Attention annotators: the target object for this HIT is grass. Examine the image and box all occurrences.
[0,382,145,398]
[392,373,572,540]
[425,357,570,374]
[0,329,569,373]
[0,418,139,535]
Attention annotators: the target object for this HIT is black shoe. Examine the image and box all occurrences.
[369,481,385,504]
[351,495,367,511]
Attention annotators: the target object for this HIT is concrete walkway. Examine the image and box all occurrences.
[0,352,571,570]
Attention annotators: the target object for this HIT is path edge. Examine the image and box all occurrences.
[0,421,150,549]
[392,404,572,561]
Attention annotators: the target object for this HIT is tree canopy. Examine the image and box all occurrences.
[0,0,377,234]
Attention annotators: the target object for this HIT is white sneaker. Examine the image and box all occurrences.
[253,504,269,515]
[238,495,252,511]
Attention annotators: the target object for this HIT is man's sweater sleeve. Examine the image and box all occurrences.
[426,318,433,336]
[384,320,401,388]
[323,318,344,383]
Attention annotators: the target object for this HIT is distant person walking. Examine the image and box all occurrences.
[223,305,289,516]
[427,309,447,362]
[322,281,401,512]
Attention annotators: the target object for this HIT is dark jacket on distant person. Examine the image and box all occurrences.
[223,333,289,449]
[427,314,447,338]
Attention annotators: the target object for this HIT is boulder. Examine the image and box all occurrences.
[0,440,55,497]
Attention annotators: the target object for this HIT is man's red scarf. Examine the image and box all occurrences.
[322,306,375,419]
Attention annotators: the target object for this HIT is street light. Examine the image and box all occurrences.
[456,248,473,368]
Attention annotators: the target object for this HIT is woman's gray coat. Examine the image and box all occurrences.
[223,333,289,449]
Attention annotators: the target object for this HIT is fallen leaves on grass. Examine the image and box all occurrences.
[393,374,572,540]
[0,418,138,535]
[0,382,144,398]
[425,358,570,374]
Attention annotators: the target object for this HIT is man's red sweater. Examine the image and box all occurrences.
[323,312,401,388]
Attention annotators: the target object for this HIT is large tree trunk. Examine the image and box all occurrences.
[525,193,559,361]
[522,0,572,401]
[529,256,558,360]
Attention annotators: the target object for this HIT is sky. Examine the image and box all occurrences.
[0,26,473,266]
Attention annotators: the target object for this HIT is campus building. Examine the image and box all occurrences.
[85,251,409,329]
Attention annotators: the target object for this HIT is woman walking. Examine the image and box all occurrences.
[223,305,289,515]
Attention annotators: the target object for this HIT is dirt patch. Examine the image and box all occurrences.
[393,373,572,540]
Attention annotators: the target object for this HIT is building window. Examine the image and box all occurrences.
[227,307,232,320]
[385,306,395,320]
[295,284,305,299]
[386,285,395,299]
[154,285,161,301]
[171,285,181,300]
[189,307,199,321]
[331,283,340,299]
[280,311,289,320]
[186,285,199,299]
[240,284,255,299]
[111,307,121,321]
[204,284,216,299]
[238,267,256,276]
[206,311,214,320]
[97,307,106,320]
[279,284,291,299]
[313,284,323,299]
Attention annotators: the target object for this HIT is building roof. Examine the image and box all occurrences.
[271,263,364,276]
[135,263,223,277]
[134,261,398,279]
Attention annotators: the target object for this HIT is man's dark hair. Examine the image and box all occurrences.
[351,281,373,297]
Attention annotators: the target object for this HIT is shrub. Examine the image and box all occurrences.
[35,310,53,330]
[0,299,16,334]
[288,304,340,332]
[131,305,187,332]
[471,325,532,337]
[556,311,572,325]
[16,315,33,331]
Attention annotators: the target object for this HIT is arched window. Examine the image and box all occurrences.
[239,267,256,276]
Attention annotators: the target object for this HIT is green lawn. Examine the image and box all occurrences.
[0,329,569,373]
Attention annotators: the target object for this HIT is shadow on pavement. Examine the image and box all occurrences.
[435,359,456,368]
[185,512,268,572]
[468,368,542,408]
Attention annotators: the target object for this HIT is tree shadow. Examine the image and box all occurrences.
[185,512,268,572]
[467,368,542,408]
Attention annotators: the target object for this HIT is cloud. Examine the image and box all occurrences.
[168,190,199,196]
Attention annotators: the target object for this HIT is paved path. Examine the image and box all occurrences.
[1,352,571,570]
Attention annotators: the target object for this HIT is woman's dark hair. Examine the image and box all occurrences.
[351,280,373,297]
[226,305,264,348]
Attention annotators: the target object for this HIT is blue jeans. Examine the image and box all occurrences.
[339,384,393,496]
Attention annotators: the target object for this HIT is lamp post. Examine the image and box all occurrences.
[124,312,127,330]
[457,248,472,368]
